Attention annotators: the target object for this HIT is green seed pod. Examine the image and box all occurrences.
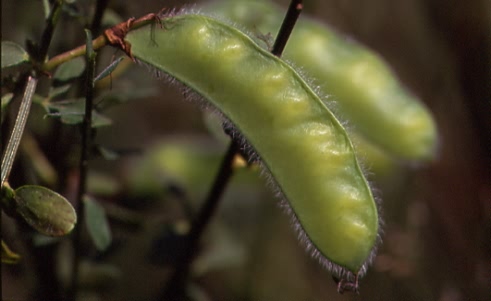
[122,12,380,282]
[204,0,438,161]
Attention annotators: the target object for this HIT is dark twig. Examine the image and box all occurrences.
[158,1,303,300]
[159,142,239,300]
[67,29,97,301]
[272,0,303,57]
[90,0,110,36]
[37,0,64,61]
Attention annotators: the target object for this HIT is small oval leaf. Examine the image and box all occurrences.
[83,196,112,251]
[1,41,30,69]
[14,185,77,236]
[49,84,72,98]
[53,56,86,82]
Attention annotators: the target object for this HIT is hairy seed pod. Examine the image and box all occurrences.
[122,12,380,281]
[204,0,439,161]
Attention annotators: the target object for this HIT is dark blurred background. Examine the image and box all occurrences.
[2,0,490,300]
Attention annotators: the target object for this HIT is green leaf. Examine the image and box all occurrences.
[46,98,112,127]
[2,240,21,264]
[21,133,58,186]
[94,86,157,111]
[42,0,50,18]
[31,94,47,106]
[128,140,224,199]
[83,196,112,251]
[93,145,119,161]
[53,56,86,82]
[94,56,124,83]
[32,234,61,246]
[1,93,13,109]
[1,41,30,69]
[87,171,121,196]
[14,185,77,236]
[1,93,14,123]
[49,84,72,98]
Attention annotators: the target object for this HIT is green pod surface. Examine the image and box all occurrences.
[124,13,379,278]
[204,0,438,161]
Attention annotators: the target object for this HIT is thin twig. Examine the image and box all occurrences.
[1,76,38,187]
[158,1,303,300]
[43,11,161,72]
[67,29,97,301]
[272,0,303,57]
[160,142,239,300]
[90,0,110,36]
[42,35,107,71]
[37,0,64,61]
